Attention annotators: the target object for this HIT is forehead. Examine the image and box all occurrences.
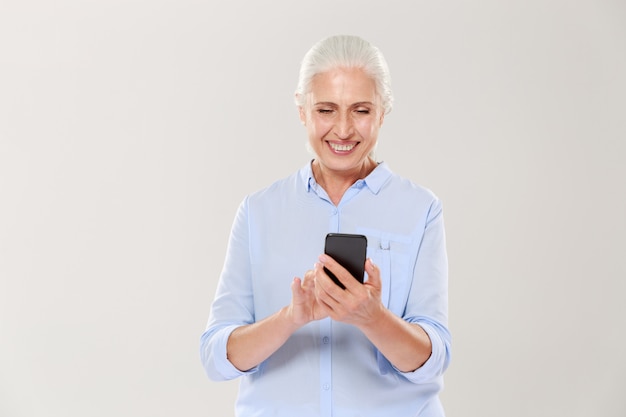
[308,67,378,104]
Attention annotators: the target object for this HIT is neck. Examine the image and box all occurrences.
[312,158,377,205]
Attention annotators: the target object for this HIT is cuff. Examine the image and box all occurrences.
[201,324,259,381]
[394,322,451,383]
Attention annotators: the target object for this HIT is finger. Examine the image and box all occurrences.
[364,258,382,290]
[312,261,331,288]
[301,269,316,290]
[314,260,342,294]
[291,277,305,299]
[317,253,356,291]
[291,276,301,290]
[313,262,344,307]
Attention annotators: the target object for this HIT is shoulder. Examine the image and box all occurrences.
[377,163,440,205]
[245,165,308,206]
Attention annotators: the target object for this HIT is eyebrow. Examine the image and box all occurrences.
[313,101,375,107]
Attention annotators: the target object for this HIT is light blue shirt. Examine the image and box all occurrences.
[201,162,451,417]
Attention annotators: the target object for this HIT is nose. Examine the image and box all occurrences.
[334,113,354,139]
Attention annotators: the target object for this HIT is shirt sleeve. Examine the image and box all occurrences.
[200,197,260,381]
[398,197,452,383]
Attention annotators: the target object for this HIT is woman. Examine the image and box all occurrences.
[201,35,451,417]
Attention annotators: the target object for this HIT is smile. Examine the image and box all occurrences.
[328,142,356,152]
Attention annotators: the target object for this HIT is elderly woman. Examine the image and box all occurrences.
[201,35,451,417]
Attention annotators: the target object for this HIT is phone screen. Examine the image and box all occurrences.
[324,233,367,289]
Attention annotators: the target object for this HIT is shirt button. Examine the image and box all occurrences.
[331,208,337,215]
[322,336,329,344]
[323,383,330,390]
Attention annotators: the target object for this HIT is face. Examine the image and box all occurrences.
[299,67,384,177]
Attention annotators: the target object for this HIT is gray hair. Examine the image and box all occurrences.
[294,35,393,114]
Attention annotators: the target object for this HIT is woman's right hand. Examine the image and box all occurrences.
[288,267,329,327]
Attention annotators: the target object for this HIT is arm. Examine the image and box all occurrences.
[201,194,331,379]
[314,257,431,372]
[226,272,328,372]
[315,199,450,376]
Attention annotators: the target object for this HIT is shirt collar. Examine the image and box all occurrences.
[301,160,392,195]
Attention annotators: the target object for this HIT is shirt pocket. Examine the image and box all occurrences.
[357,228,416,316]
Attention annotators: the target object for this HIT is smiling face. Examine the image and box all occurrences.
[299,67,384,180]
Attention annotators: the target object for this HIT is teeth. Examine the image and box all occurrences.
[329,142,355,152]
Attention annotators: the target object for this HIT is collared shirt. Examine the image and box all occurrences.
[201,162,451,417]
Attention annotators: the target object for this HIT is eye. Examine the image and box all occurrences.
[355,108,370,114]
[317,109,333,114]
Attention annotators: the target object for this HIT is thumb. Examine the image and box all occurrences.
[291,277,304,299]
[364,258,382,290]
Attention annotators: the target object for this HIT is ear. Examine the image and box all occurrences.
[295,93,307,126]
[298,106,306,126]
[378,112,385,127]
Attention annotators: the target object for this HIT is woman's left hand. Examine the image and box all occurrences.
[315,253,433,372]
[313,255,385,326]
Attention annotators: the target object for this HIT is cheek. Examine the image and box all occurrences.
[308,117,333,137]
[355,119,377,137]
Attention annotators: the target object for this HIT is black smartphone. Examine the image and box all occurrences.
[324,233,368,289]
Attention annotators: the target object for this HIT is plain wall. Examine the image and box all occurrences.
[1,1,625,416]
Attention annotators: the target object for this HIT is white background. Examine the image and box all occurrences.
[1,1,625,416]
